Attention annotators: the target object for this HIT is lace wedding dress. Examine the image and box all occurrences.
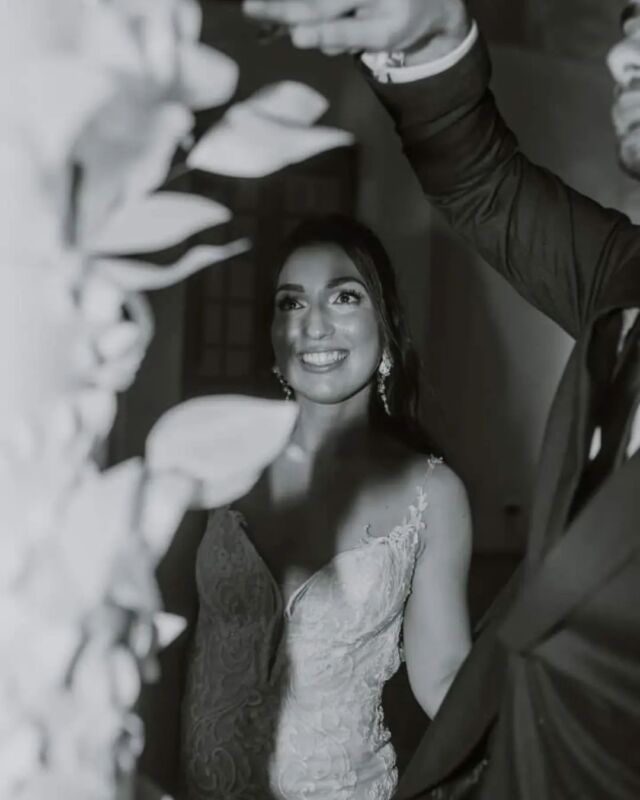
[181,469,436,800]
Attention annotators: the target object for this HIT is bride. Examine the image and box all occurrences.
[180,215,472,799]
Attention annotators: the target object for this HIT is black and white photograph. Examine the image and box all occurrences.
[2,1,639,799]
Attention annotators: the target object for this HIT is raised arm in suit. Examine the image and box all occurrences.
[365,36,640,338]
[243,0,640,337]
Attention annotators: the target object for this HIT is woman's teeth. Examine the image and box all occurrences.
[300,350,347,366]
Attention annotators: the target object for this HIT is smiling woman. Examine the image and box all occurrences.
[180,215,472,800]
[271,215,437,450]
[273,241,382,406]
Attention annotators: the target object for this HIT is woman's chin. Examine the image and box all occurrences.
[297,390,354,405]
[294,381,369,407]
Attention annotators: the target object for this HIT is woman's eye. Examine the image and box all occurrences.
[333,289,363,305]
[276,295,303,311]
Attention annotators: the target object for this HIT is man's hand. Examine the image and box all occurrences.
[242,0,471,62]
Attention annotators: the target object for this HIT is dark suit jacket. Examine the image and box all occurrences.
[366,35,640,800]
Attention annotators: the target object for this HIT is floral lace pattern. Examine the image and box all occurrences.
[181,462,438,799]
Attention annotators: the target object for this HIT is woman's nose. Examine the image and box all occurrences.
[608,28,640,87]
[303,304,334,339]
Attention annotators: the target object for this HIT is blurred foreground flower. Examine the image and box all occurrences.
[0,0,352,798]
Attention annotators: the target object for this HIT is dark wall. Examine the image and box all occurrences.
[469,0,626,61]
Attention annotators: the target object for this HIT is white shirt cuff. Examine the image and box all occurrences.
[362,21,478,84]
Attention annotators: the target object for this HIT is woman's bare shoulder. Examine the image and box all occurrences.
[369,435,445,485]
[372,438,470,546]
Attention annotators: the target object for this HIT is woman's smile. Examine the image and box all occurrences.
[298,349,349,371]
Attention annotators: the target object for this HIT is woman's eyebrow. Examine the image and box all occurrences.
[275,277,366,293]
[326,277,366,289]
[275,283,305,293]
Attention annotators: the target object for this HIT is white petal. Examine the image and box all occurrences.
[59,460,145,607]
[0,0,83,62]
[123,291,155,350]
[129,618,155,661]
[175,0,203,41]
[187,100,354,178]
[0,600,81,696]
[31,623,81,692]
[89,192,230,255]
[118,712,145,770]
[48,400,79,449]
[77,101,193,243]
[109,548,160,613]
[110,646,141,708]
[0,723,42,797]
[140,6,181,92]
[81,1,145,76]
[197,466,264,509]
[72,641,115,709]
[243,81,329,125]
[0,258,79,435]
[145,396,298,506]
[119,102,193,198]
[94,240,250,291]
[178,44,239,110]
[95,321,144,361]
[0,139,65,256]
[1,58,118,172]
[113,0,202,42]
[83,291,155,392]
[80,272,125,326]
[154,611,188,649]
[89,349,147,392]
[74,388,118,441]
[0,531,29,585]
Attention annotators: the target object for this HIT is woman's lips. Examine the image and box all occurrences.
[297,349,349,370]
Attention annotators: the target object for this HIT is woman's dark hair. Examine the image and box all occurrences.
[273,214,441,456]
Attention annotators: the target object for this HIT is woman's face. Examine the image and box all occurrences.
[271,243,382,405]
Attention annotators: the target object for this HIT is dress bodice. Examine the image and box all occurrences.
[181,473,435,800]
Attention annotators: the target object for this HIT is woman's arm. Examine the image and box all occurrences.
[403,463,472,718]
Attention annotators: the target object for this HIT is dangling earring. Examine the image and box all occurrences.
[377,350,393,415]
[272,365,293,401]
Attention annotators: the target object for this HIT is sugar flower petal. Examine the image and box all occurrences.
[153,612,188,649]
[242,81,329,125]
[146,396,298,506]
[58,460,145,608]
[89,192,230,255]
[187,83,353,177]
[178,44,239,110]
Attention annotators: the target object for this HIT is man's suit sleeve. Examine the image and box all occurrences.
[365,35,640,338]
